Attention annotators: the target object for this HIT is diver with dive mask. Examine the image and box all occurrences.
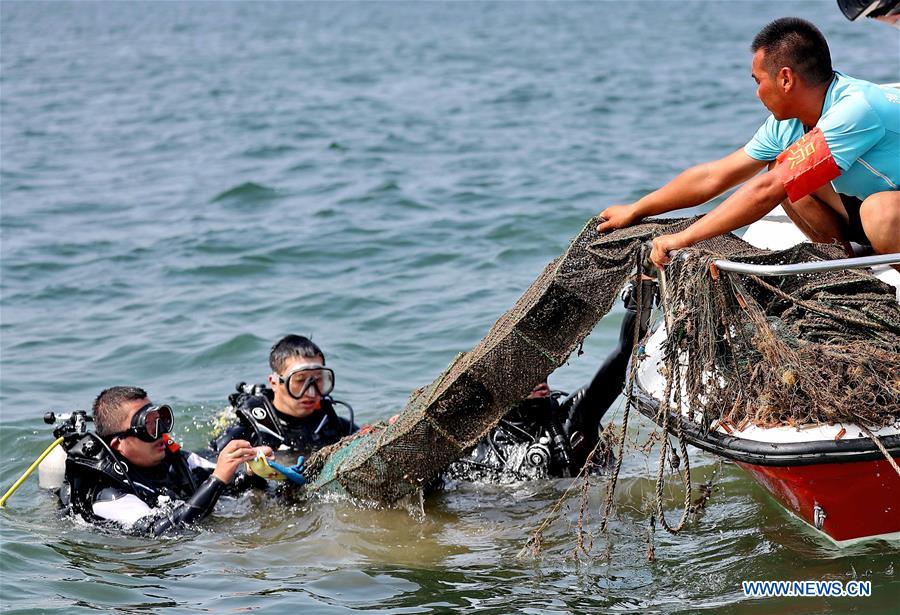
[211,335,357,457]
[58,387,269,535]
[103,402,174,443]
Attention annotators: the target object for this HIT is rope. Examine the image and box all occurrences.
[520,249,648,557]
[652,347,692,535]
[517,432,609,559]
[600,250,646,533]
[744,273,893,334]
[857,423,900,480]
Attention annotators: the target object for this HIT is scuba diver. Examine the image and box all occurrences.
[440,279,657,484]
[57,386,271,535]
[211,335,358,456]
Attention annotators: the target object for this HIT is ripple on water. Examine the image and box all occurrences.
[210,181,280,205]
[241,144,298,159]
[189,333,268,367]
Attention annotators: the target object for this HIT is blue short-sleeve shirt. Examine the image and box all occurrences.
[744,72,900,200]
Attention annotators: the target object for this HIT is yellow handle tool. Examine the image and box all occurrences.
[0,437,65,507]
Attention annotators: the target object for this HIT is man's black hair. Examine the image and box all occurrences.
[269,335,325,373]
[751,17,833,86]
[93,386,148,436]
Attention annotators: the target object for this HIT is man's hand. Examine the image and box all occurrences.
[213,440,272,483]
[597,204,639,233]
[650,233,688,268]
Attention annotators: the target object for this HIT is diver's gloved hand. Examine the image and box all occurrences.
[214,440,269,484]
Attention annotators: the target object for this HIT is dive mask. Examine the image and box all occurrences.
[277,364,335,399]
[107,403,174,443]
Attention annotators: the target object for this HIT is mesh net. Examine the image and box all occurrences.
[659,233,900,432]
[304,217,900,505]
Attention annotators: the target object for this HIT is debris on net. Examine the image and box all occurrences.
[660,240,900,433]
[524,218,900,558]
[304,216,900,509]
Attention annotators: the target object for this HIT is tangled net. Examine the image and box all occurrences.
[304,215,634,503]
[304,216,900,512]
[526,217,900,558]
[662,238,900,432]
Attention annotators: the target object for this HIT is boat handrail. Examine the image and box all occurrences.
[711,253,900,276]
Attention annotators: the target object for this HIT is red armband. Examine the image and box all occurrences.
[775,127,841,203]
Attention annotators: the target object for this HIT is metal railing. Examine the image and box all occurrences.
[711,253,900,276]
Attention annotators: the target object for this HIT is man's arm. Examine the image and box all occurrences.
[650,169,787,266]
[565,280,654,426]
[92,477,228,537]
[598,149,767,232]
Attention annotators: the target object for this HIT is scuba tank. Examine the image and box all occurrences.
[445,391,582,483]
[511,392,577,477]
[0,412,87,507]
[32,410,143,517]
[38,445,68,490]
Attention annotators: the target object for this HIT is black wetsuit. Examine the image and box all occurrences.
[59,434,236,536]
[211,386,357,456]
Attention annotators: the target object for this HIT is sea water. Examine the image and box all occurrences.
[2,2,898,613]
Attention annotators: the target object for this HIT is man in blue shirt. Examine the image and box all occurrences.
[598,17,899,268]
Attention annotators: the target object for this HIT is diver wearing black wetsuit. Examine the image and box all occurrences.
[442,279,656,483]
[211,385,356,454]
[58,387,265,536]
[211,335,357,456]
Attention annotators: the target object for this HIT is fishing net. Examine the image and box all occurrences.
[660,236,900,433]
[304,216,900,506]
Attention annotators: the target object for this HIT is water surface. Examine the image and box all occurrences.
[2,2,898,612]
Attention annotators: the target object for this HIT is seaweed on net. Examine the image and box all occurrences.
[303,215,652,505]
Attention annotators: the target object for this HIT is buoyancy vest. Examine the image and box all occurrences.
[59,432,204,523]
[212,384,356,454]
